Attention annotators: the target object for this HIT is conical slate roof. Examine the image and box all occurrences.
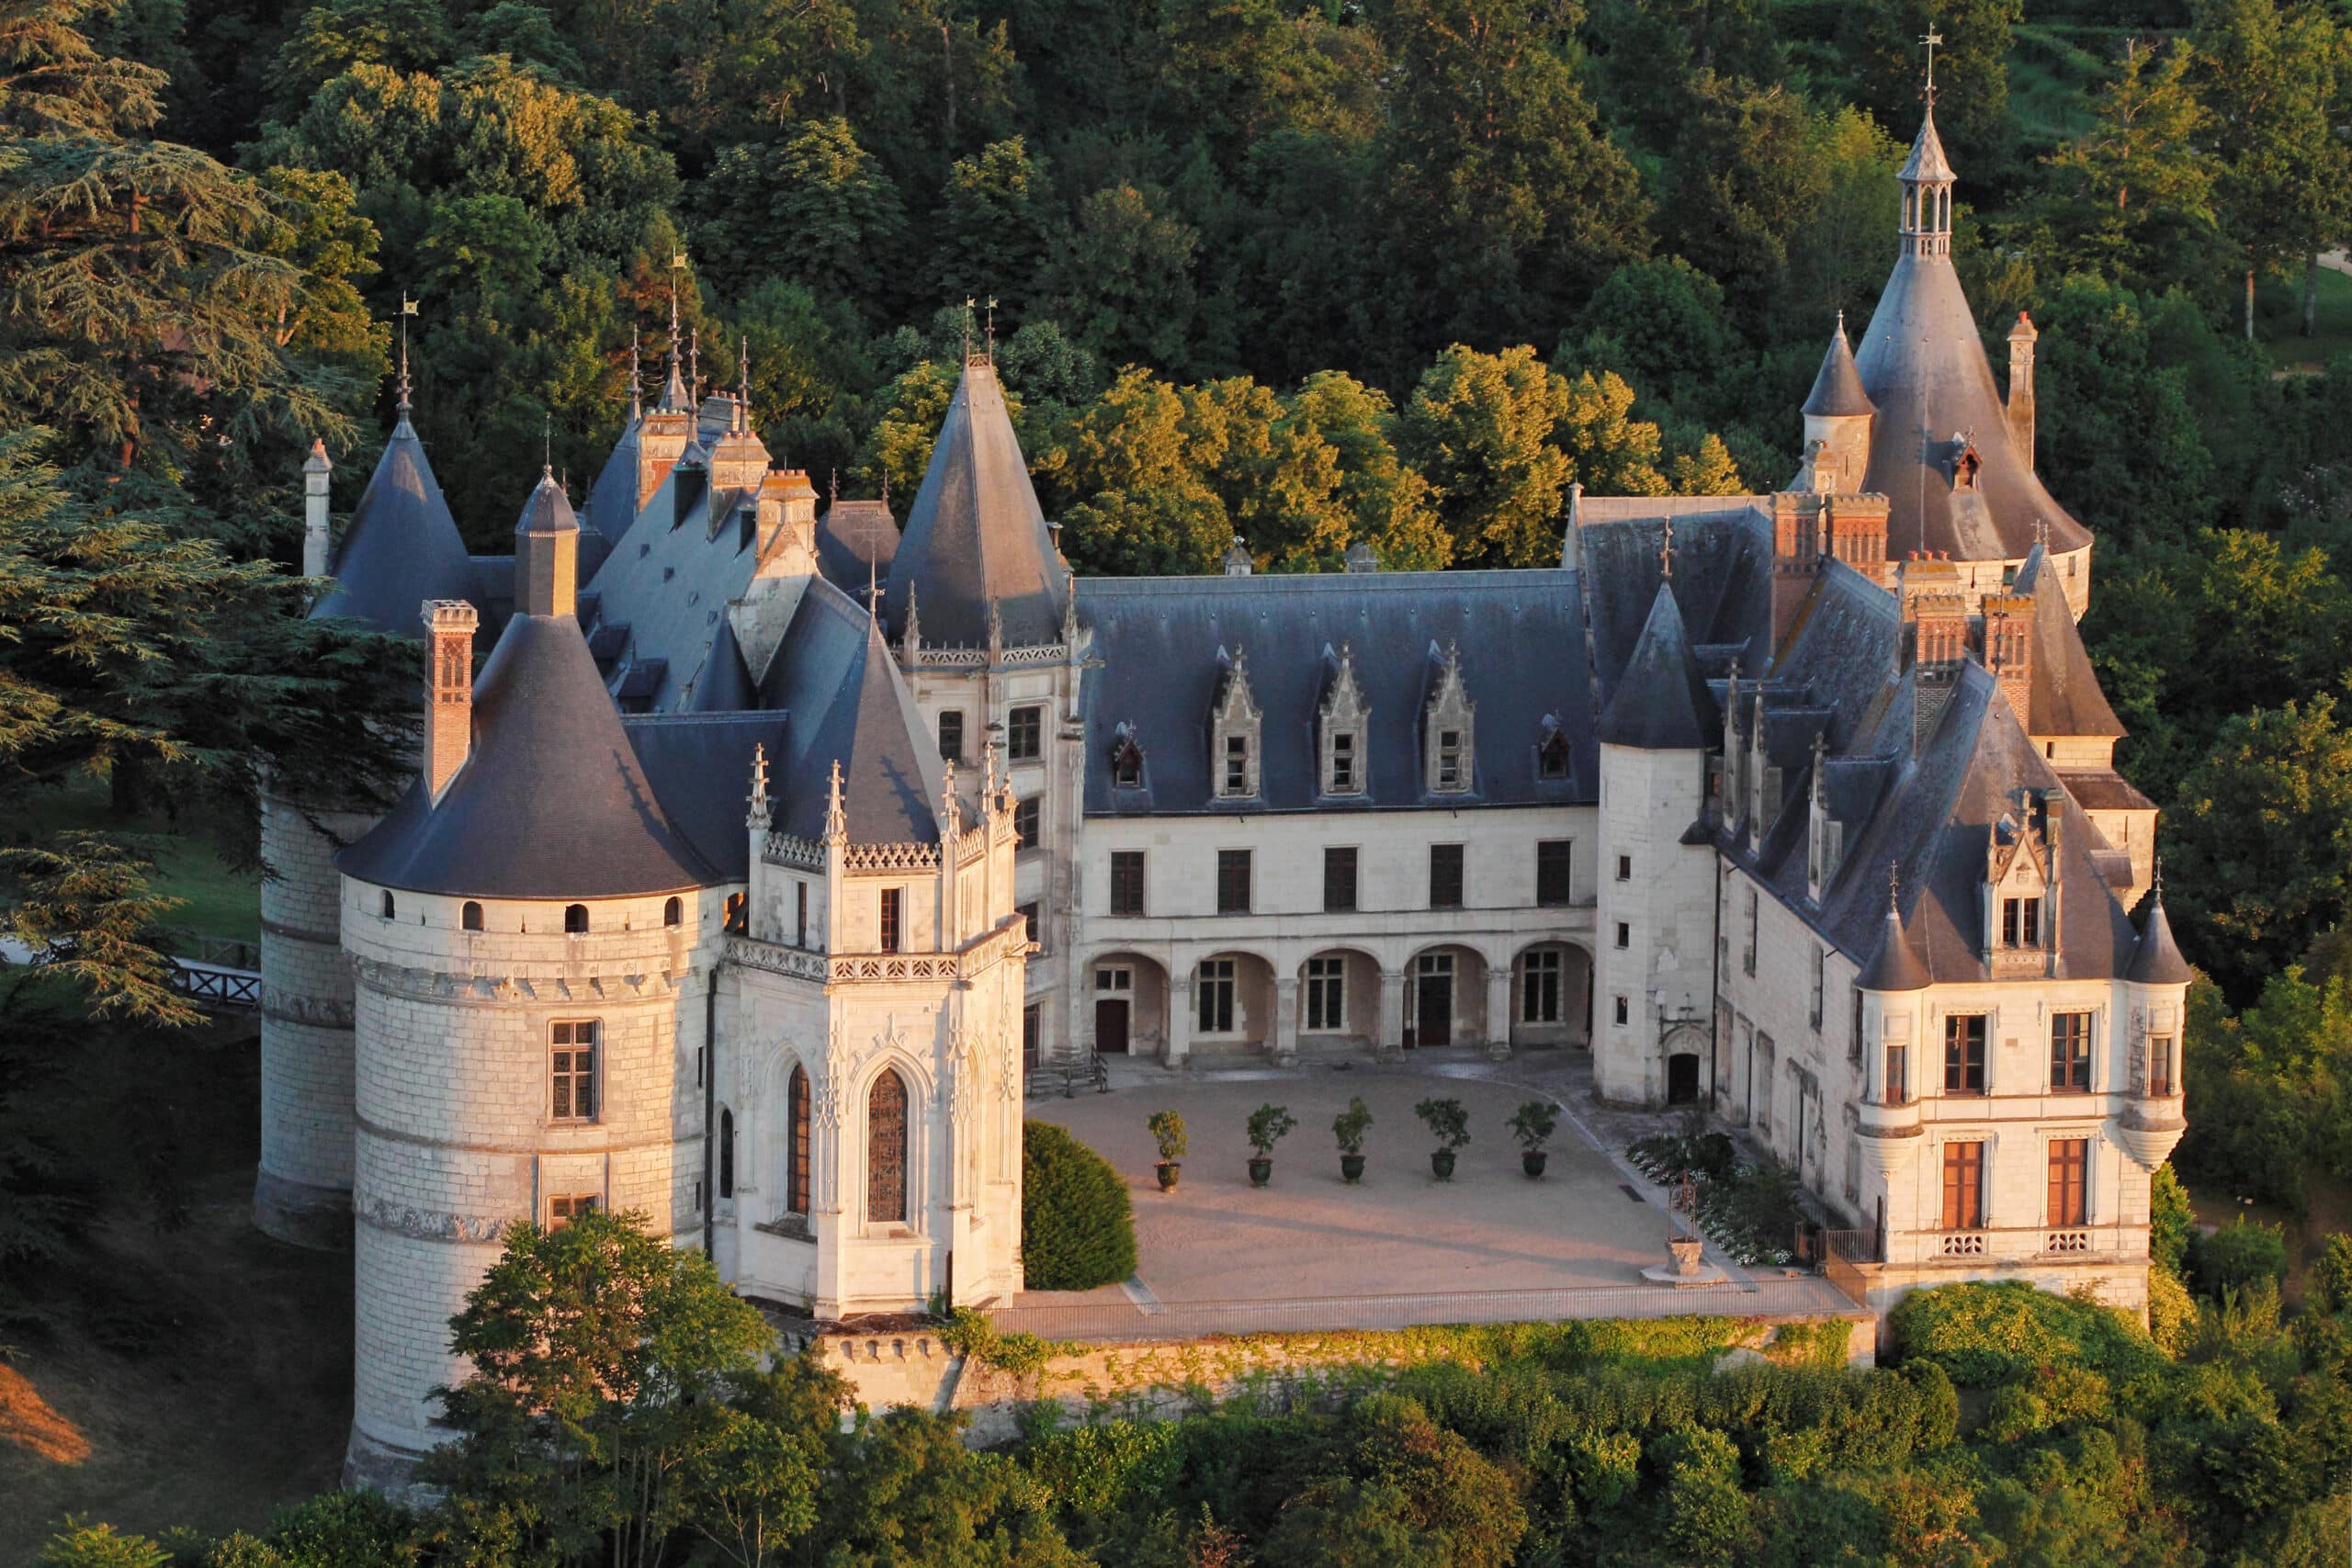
[2126,885,2193,986]
[882,357,1070,649]
[310,413,477,634]
[514,468,578,536]
[1802,316,1873,418]
[759,582,948,846]
[1856,898,1932,992]
[1598,581,1714,750]
[1899,106,1956,184]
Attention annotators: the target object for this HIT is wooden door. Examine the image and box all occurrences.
[1095,998,1130,1055]
[1416,972,1452,1048]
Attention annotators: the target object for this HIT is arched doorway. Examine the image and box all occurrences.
[1191,951,1276,1055]
[1296,948,1379,1048]
[1088,953,1169,1055]
[1403,945,1486,1049]
[1667,1053,1702,1104]
[1510,941,1592,1048]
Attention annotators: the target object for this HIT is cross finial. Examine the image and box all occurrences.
[396,293,417,413]
[867,553,880,620]
[986,296,997,362]
[737,333,752,432]
[628,322,641,421]
[962,297,975,361]
[1888,859,1902,915]
[1660,516,1676,580]
[1920,28,1943,107]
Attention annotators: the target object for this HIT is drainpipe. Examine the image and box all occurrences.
[703,958,720,1257]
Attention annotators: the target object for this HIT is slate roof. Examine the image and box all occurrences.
[310,412,478,634]
[1802,318,1873,418]
[338,612,716,898]
[2126,888,2193,985]
[1574,503,1774,692]
[883,358,1069,649]
[1899,106,1957,185]
[817,500,899,599]
[1856,899,1931,991]
[622,711,789,881]
[1853,245,2093,564]
[1078,570,1593,814]
[2015,548,2123,738]
[578,447,763,713]
[1598,582,1715,749]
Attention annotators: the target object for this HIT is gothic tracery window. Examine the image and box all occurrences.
[787,1066,810,1216]
[867,1068,908,1224]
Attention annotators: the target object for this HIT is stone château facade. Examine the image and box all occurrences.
[255,98,2189,1490]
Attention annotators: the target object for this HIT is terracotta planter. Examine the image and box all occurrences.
[1248,1156,1272,1188]
[1430,1150,1457,1181]
[1668,1237,1705,1277]
[1157,1162,1181,1191]
[1340,1153,1366,1183]
[1521,1149,1548,1179]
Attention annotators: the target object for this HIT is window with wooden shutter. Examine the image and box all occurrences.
[1943,1015,1986,1094]
[2048,1138,2087,1226]
[1941,1142,1984,1230]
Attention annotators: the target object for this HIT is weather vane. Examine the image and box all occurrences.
[1920,28,1943,106]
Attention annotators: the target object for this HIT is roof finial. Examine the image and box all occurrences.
[689,326,700,405]
[962,297,974,362]
[1660,516,1675,580]
[824,757,847,844]
[880,470,889,510]
[542,413,551,479]
[1888,859,1902,916]
[737,333,752,431]
[395,293,417,414]
[867,552,880,621]
[830,468,838,505]
[665,254,685,405]
[628,322,642,421]
[747,741,771,829]
[1920,27,1943,108]
[986,296,998,363]
[2152,855,2165,902]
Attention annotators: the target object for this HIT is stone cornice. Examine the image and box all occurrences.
[350,954,684,1006]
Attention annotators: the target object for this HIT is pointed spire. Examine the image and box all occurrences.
[736,333,752,433]
[747,742,772,829]
[1660,516,1675,580]
[1857,862,1932,991]
[689,327,701,407]
[1599,581,1713,750]
[2128,858,2194,985]
[941,756,961,837]
[1897,37,1956,258]
[900,580,922,661]
[395,293,417,421]
[628,322,642,422]
[661,256,689,411]
[1802,312,1873,417]
[824,757,847,844]
[986,296,997,363]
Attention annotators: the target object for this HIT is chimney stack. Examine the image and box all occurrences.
[2007,311,2038,475]
[1983,592,2034,720]
[301,440,334,581]
[422,600,479,802]
[514,471,580,619]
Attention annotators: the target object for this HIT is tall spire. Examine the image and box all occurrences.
[736,333,751,433]
[662,255,688,411]
[689,327,701,408]
[395,293,416,421]
[1898,31,1956,259]
[629,323,642,422]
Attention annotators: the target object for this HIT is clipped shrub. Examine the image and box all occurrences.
[2189,1215,2290,1300]
[1023,1119,1137,1291]
[1890,1280,2162,1386]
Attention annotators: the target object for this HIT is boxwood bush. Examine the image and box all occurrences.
[1889,1280,2162,1386]
[1023,1119,1138,1290]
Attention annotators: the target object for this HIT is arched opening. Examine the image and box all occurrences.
[724,892,747,933]
[1668,1053,1702,1105]
[1088,952,1170,1056]
[867,1068,908,1224]
[1510,941,1593,1049]
[719,1106,736,1198]
[786,1066,810,1216]
[1191,951,1276,1055]
[663,896,683,927]
[461,900,482,931]
[564,903,589,933]
[379,890,395,919]
[1403,944,1486,1049]
[1296,948,1379,1047]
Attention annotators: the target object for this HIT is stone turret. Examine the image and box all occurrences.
[2007,311,2039,474]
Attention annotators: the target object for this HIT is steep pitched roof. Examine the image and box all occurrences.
[337,612,716,897]
[310,412,478,634]
[1898,106,1956,184]
[756,581,946,845]
[2015,548,2124,739]
[882,357,1069,649]
[1801,317,1873,418]
[2126,885,2194,985]
[1856,898,1931,991]
[816,499,899,599]
[1598,581,1715,750]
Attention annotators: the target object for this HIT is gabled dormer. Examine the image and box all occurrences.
[1209,645,1261,800]
[1984,788,2064,974]
[1805,731,1842,904]
[1536,716,1571,782]
[1317,642,1369,797]
[1422,640,1475,795]
[1108,722,1146,791]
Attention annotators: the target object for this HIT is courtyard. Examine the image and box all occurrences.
[1001,1051,1850,1336]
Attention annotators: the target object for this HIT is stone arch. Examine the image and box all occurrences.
[1509,939,1593,1049]
[1189,949,1277,1055]
[1295,946,1380,1046]
[865,1067,910,1226]
[744,1040,818,1226]
[1084,950,1169,1057]
[848,1045,935,1236]
[1403,942,1487,1050]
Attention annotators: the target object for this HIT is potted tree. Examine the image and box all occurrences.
[1509,1100,1558,1179]
[1332,1097,1373,1183]
[1245,1103,1296,1188]
[1148,1110,1187,1191]
[1414,1097,1470,1180]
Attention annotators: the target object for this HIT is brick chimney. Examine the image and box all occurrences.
[421,600,478,803]
[301,439,333,581]
[2007,311,2038,475]
[1902,557,1968,754]
[1983,592,2033,720]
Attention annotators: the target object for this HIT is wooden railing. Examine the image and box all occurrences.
[1821,1228,1880,1307]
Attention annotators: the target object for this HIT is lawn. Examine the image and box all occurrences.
[10,777,261,951]
[2254,263,2352,376]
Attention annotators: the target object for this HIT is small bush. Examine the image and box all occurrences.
[1023,1120,1137,1291]
[1890,1280,2161,1386]
[2189,1215,2289,1300]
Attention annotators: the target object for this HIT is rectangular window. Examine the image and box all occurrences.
[1323,847,1358,913]
[1614,921,1630,950]
[1197,957,1236,1033]
[1017,902,1040,952]
[1306,955,1346,1030]
[1810,947,1826,1030]
[1110,851,1147,918]
[1521,949,1562,1023]
[1616,854,1633,882]
[1614,995,1629,1026]
[1329,731,1356,793]
[1884,1040,1908,1106]
[1012,795,1040,849]
[795,881,808,948]
[1217,849,1252,915]
[2002,896,2042,947]
[2049,1138,2087,1226]
[1437,728,1465,788]
[1429,843,1464,909]
[938,709,964,761]
[548,1193,599,1226]
[878,887,901,953]
[1744,889,1758,976]
[2148,1035,2177,1097]
[1535,840,1572,908]
[1022,1003,1040,1071]
[1941,1142,1984,1231]
[549,1021,599,1122]
[1223,734,1250,795]
[1943,1014,1986,1095]
[1008,705,1043,761]
[2050,1011,2092,1092]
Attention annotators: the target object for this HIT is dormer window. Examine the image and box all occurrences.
[1318,643,1369,797]
[2001,896,2041,947]
[1537,725,1569,781]
[1422,641,1475,795]
[1208,645,1262,800]
[1330,732,1357,792]
[1109,725,1145,789]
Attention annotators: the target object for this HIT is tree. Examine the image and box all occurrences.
[1561,259,1737,420]
[2041,38,2218,289]
[1840,0,2021,165]
[1289,371,1450,571]
[2169,695,2352,998]
[697,118,902,315]
[1397,344,1571,570]
[269,0,452,119]
[1046,183,1202,374]
[1660,75,1823,322]
[935,137,1052,315]
[1050,366,1229,577]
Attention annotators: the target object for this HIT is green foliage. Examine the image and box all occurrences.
[1245,1102,1296,1157]
[1411,1097,1469,1154]
[1146,1108,1187,1163]
[1506,1100,1556,1152]
[1022,1119,1137,1291]
[2189,1215,2290,1298]
[1890,1280,2163,1386]
[1331,1096,1373,1156]
[36,1520,168,1568]
[2150,1164,2194,1275]
[2310,1233,2352,1313]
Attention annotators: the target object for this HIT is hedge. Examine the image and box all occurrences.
[1023,1119,1137,1290]
[1888,1280,2162,1386]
